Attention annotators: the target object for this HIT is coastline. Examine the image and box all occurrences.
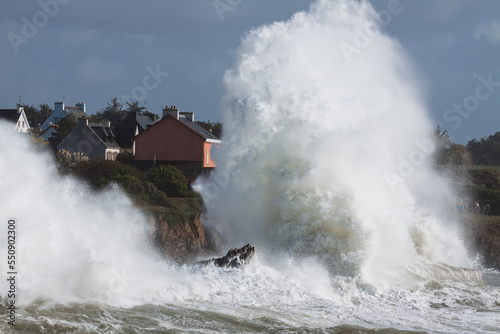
[145,199,500,271]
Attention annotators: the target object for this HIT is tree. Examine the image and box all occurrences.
[147,164,190,197]
[467,133,500,166]
[125,100,146,114]
[125,100,157,118]
[89,98,126,125]
[21,103,51,128]
[433,125,452,151]
[432,126,472,186]
[48,114,77,149]
[196,120,223,138]
[38,103,53,124]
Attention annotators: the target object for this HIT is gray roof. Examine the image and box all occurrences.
[64,106,88,119]
[113,112,158,149]
[0,109,19,123]
[136,114,157,132]
[89,123,121,149]
[178,114,220,140]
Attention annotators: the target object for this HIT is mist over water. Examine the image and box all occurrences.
[0,122,162,306]
[197,0,473,285]
[2,1,500,332]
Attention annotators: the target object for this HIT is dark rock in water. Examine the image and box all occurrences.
[198,244,255,268]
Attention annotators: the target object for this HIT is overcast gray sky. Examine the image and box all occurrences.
[1,0,499,144]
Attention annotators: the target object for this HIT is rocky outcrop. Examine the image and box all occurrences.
[147,198,215,262]
[197,244,255,268]
[146,198,500,270]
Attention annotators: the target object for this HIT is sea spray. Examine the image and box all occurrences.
[196,0,474,286]
[2,2,500,332]
[0,122,213,307]
[0,121,344,310]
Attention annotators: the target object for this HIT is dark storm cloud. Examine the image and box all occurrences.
[0,0,498,143]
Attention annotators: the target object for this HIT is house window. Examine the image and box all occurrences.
[206,150,209,166]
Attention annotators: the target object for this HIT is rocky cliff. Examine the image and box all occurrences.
[146,198,219,263]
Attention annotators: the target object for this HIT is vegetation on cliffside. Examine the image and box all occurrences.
[434,127,500,269]
[57,154,199,207]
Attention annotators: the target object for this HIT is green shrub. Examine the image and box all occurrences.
[71,158,168,206]
[469,169,500,190]
[116,152,135,165]
[467,168,500,201]
[147,164,190,197]
[137,181,168,206]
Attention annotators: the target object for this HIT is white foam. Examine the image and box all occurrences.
[196,0,475,287]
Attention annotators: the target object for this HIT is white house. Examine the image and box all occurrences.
[0,106,31,133]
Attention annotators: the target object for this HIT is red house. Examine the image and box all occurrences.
[133,105,221,180]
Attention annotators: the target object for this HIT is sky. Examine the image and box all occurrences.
[1,0,499,144]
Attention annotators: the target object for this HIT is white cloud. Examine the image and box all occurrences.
[473,20,500,42]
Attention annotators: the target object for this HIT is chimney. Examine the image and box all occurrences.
[180,112,194,122]
[76,102,86,113]
[54,101,64,113]
[162,104,179,119]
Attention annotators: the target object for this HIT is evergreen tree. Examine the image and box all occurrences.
[89,98,126,125]
[48,114,77,149]
[125,100,146,114]
[125,100,157,118]
[196,120,223,138]
[38,103,53,124]
[467,132,500,166]
[21,103,51,128]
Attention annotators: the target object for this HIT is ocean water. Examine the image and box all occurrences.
[2,0,500,333]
